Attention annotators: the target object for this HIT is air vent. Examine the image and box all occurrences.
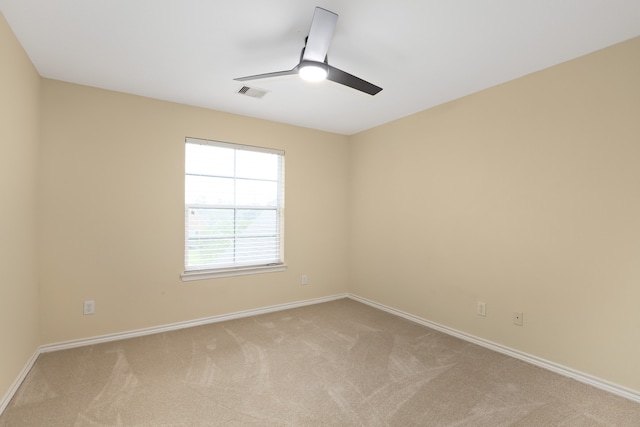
[237,85,269,99]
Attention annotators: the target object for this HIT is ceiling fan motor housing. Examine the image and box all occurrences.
[299,60,329,82]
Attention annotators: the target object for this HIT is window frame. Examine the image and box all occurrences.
[181,137,286,281]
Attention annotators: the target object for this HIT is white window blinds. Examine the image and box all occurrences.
[184,138,285,273]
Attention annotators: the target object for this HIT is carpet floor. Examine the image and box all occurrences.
[1,298,639,426]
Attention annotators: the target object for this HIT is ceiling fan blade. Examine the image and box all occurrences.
[234,66,299,82]
[302,7,338,62]
[327,65,383,96]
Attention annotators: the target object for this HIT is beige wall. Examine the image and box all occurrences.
[0,13,41,399]
[349,37,640,392]
[39,80,350,343]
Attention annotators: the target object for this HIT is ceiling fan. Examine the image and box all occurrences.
[234,7,382,96]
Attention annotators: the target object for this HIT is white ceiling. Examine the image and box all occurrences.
[1,1,639,135]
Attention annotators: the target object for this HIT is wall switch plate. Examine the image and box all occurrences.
[477,301,486,316]
[83,300,95,315]
[301,274,308,285]
[513,312,523,326]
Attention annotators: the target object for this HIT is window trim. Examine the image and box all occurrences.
[181,263,287,281]
[182,137,286,281]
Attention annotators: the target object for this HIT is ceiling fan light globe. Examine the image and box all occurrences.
[299,62,328,82]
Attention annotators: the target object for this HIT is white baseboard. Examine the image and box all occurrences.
[0,293,347,414]
[3,291,638,416]
[40,293,348,353]
[347,293,640,404]
[0,349,39,415]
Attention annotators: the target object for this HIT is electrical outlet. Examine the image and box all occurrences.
[83,300,95,315]
[301,274,308,285]
[513,312,523,326]
[477,301,486,317]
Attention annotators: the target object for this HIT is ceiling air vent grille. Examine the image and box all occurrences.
[237,85,269,99]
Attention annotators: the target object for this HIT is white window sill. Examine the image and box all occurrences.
[181,264,287,281]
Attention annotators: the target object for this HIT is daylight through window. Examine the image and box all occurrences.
[184,138,285,278]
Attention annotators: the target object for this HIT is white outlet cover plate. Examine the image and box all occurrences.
[477,302,486,316]
[83,300,95,315]
[513,312,523,326]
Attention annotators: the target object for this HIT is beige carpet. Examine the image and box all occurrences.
[1,298,639,426]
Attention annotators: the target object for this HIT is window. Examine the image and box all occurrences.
[182,138,285,281]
